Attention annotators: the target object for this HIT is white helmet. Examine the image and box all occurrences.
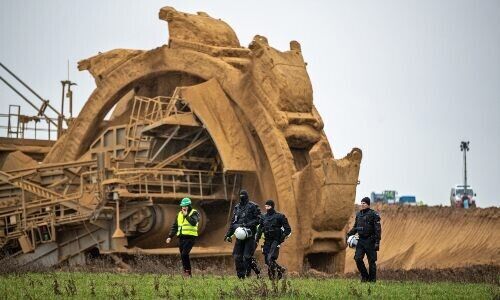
[347,235,359,248]
[234,227,252,240]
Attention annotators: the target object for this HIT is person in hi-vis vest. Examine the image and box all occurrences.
[166,198,200,276]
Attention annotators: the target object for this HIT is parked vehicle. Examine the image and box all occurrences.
[450,185,477,208]
[398,195,417,206]
[371,190,397,204]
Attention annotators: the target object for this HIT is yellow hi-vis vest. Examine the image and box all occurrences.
[176,209,198,236]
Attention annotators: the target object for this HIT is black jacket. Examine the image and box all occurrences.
[347,208,381,241]
[225,200,261,237]
[255,209,291,243]
[168,208,200,238]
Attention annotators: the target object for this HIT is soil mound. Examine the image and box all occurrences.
[345,205,500,272]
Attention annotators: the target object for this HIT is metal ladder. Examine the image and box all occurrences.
[122,88,182,163]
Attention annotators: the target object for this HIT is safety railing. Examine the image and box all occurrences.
[112,168,238,201]
[0,162,100,250]
[0,112,60,140]
[123,90,188,158]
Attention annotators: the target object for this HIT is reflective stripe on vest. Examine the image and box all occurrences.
[177,209,198,236]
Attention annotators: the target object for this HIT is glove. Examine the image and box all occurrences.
[224,236,232,243]
[375,242,380,251]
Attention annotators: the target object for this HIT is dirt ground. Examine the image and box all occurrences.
[344,205,500,273]
[344,264,499,284]
[2,256,497,284]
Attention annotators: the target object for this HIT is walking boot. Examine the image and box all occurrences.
[276,266,286,280]
[267,266,276,280]
[250,258,261,278]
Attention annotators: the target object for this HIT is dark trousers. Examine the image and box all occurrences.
[179,236,195,272]
[233,236,256,278]
[354,237,377,282]
[263,239,283,279]
[246,240,261,277]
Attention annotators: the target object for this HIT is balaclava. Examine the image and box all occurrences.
[239,189,249,205]
[265,199,275,214]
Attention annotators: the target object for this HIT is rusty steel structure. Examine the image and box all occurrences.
[0,7,362,273]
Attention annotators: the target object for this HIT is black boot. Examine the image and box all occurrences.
[250,257,261,277]
[276,265,286,280]
[267,265,276,280]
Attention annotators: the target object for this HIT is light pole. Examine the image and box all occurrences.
[460,141,470,197]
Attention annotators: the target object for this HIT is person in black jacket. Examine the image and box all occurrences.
[166,197,200,277]
[346,197,381,282]
[255,199,291,280]
[224,189,261,279]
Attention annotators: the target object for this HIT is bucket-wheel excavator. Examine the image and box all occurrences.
[0,7,362,273]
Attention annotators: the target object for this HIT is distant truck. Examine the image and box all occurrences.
[371,190,397,204]
[398,195,417,206]
[450,185,477,208]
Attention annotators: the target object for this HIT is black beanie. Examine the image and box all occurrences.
[361,197,370,205]
[265,199,275,208]
[239,189,249,200]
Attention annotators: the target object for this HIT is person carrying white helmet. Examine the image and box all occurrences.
[346,197,381,282]
[224,189,261,279]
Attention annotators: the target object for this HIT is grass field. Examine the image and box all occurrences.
[0,272,498,299]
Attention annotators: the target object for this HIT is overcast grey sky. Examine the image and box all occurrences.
[1,1,499,207]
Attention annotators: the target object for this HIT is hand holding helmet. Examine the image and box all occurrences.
[234,227,252,240]
[347,235,359,248]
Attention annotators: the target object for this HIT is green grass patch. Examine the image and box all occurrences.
[0,272,497,299]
